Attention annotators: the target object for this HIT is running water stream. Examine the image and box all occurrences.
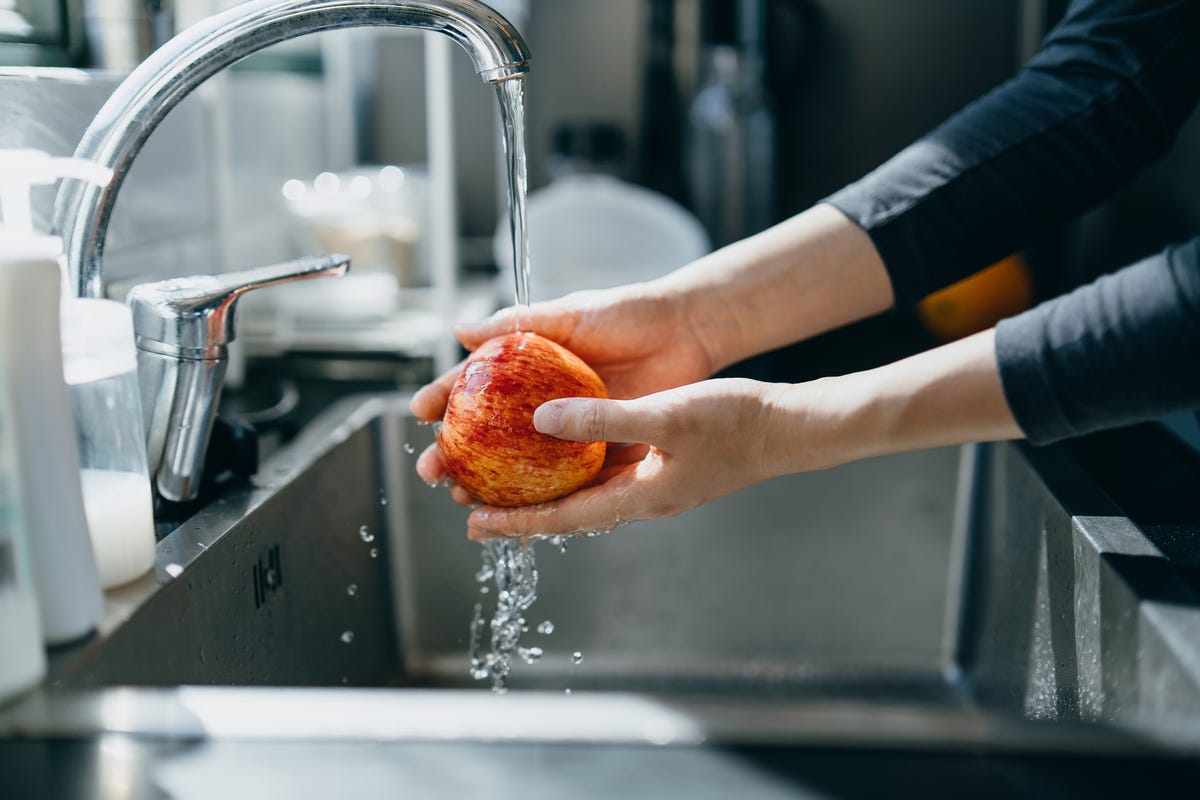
[466,78,545,693]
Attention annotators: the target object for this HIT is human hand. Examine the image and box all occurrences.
[460,378,786,540]
[416,324,1022,538]
[411,283,720,504]
[411,283,717,419]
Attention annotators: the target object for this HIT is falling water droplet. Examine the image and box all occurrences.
[564,688,572,696]
[369,547,379,559]
[537,620,555,635]
[571,651,583,665]
[340,630,355,644]
[359,525,375,543]
[428,481,439,489]
[346,584,358,597]
[518,646,543,664]
[403,442,415,454]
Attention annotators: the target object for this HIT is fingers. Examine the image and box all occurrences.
[454,300,578,350]
[453,307,519,348]
[415,443,449,484]
[416,444,482,506]
[533,397,664,445]
[450,484,478,506]
[409,360,465,421]
[466,474,635,540]
[466,450,670,540]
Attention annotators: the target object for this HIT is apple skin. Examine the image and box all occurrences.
[438,331,608,507]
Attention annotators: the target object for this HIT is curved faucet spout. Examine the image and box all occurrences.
[54,0,530,299]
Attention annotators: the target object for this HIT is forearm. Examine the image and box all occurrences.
[764,328,1022,476]
[655,204,895,373]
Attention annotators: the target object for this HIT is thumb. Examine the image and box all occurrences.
[534,397,661,444]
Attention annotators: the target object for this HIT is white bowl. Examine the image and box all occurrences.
[494,175,711,302]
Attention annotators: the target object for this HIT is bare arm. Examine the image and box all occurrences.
[468,328,1021,539]
[669,204,896,374]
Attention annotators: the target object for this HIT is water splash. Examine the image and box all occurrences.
[537,620,555,635]
[518,646,543,664]
[467,538,539,692]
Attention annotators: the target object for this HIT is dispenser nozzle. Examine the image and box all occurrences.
[0,149,112,240]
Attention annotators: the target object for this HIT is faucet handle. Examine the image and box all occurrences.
[131,253,348,503]
[128,253,350,355]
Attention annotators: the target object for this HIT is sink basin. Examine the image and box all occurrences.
[46,393,961,698]
[11,392,1200,760]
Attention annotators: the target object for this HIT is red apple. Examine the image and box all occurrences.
[438,331,608,507]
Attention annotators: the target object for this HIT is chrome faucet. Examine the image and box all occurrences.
[126,255,350,502]
[51,0,531,502]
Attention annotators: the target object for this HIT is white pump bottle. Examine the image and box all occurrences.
[0,149,111,646]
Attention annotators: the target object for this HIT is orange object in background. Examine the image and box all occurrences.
[917,254,1034,342]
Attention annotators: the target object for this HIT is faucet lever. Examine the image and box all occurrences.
[128,253,350,356]
[129,253,350,503]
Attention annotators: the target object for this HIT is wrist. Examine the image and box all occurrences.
[649,249,745,376]
[759,377,873,477]
[660,205,897,374]
[762,329,1023,477]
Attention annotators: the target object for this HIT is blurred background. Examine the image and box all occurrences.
[1,0,1198,423]
[3,6,1200,777]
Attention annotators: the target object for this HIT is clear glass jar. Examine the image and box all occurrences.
[61,298,155,589]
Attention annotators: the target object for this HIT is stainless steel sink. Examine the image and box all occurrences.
[8,392,1200,759]
[45,393,962,697]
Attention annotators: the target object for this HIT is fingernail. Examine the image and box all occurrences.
[533,402,565,435]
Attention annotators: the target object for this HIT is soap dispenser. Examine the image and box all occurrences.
[0,149,110,644]
[0,338,44,703]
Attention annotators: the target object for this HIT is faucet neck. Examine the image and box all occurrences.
[53,0,530,299]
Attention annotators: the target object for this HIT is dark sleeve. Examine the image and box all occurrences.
[995,238,1200,444]
[824,0,1200,306]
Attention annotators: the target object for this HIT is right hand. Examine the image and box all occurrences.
[410,282,718,502]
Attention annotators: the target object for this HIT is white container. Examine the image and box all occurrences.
[62,299,156,589]
[0,149,108,646]
[0,274,45,702]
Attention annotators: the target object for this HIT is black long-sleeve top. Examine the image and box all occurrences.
[825,0,1200,444]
